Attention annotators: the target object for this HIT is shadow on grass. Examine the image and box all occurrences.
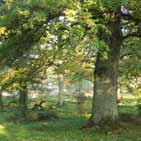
[0,97,140,141]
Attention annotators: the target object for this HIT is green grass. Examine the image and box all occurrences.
[0,95,141,141]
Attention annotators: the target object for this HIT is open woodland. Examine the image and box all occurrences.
[0,0,141,141]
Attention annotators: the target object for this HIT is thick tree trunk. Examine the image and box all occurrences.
[91,13,122,125]
[0,90,3,111]
[57,74,64,107]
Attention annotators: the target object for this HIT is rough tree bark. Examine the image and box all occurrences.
[91,11,122,125]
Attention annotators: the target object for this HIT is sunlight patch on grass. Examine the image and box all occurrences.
[83,113,91,118]
[0,124,7,136]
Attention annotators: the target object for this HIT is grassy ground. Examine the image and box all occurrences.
[0,95,141,141]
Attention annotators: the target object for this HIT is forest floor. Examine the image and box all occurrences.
[0,95,141,141]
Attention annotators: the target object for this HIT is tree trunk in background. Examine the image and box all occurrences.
[57,74,64,107]
[0,90,3,111]
[117,82,123,104]
[91,12,122,125]
[19,86,27,116]
[137,97,141,115]
[78,80,83,96]
[77,80,88,115]
[77,79,83,104]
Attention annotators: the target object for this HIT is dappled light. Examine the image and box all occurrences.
[0,0,141,140]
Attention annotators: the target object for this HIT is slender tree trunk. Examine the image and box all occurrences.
[137,96,141,115]
[117,82,123,103]
[77,79,83,104]
[138,99,141,115]
[19,86,28,116]
[0,90,3,111]
[78,80,83,96]
[57,74,64,107]
[77,80,87,115]
[91,12,122,125]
